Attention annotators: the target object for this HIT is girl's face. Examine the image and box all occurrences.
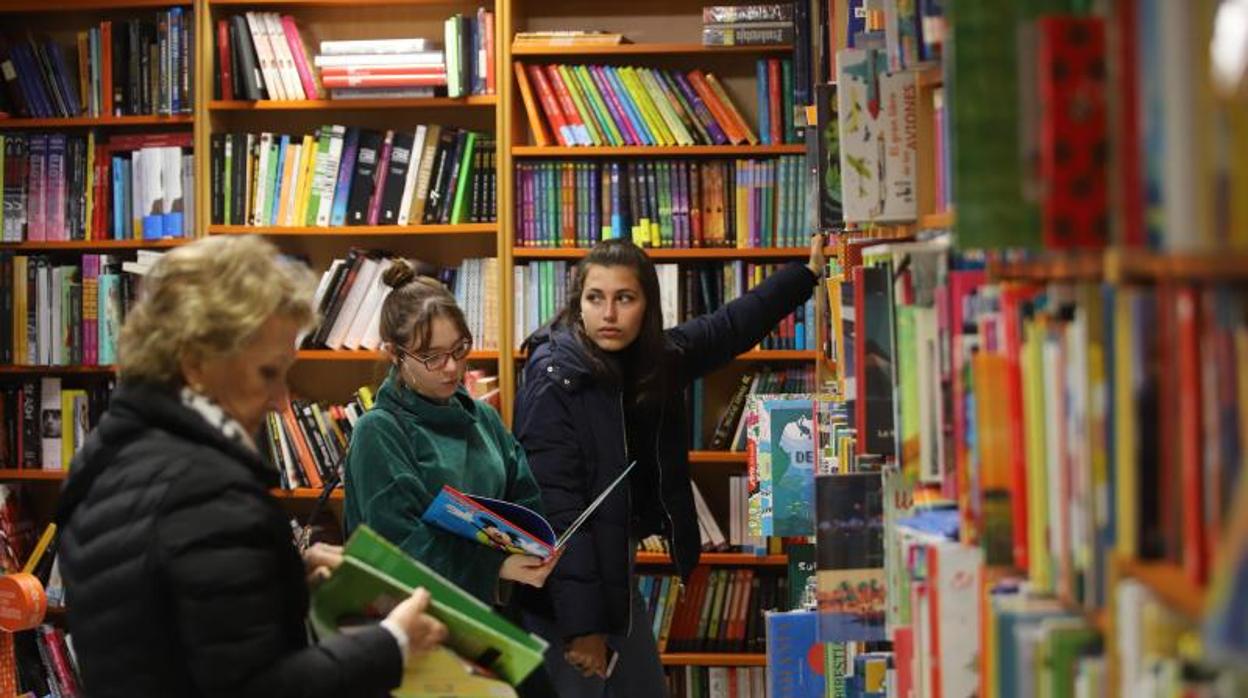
[579,264,646,352]
[393,315,471,402]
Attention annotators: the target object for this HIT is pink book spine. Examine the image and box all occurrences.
[365,130,393,225]
[280,15,321,100]
[27,136,46,242]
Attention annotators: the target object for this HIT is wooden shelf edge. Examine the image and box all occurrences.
[1,0,189,10]
[209,96,496,110]
[511,43,792,56]
[210,224,496,236]
[0,238,191,251]
[0,364,116,374]
[512,145,805,157]
[659,653,767,666]
[296,349,499,361]
[512,246,810,260]
[687,451,748,464]
[1117,557,1205,621]
[0,114,192,128]
[0,469,68,481]
[636,552,787,566]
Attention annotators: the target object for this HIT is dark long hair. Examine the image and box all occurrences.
[551,239,666,406]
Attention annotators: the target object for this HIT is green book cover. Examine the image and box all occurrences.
[572,65,623,147]
[557,65,604,146]
[449,132,478,224]
[311,525,548,686]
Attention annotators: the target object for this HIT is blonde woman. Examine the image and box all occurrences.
[56,236,446,698]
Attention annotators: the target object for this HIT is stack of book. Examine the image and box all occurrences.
[266,387,372,491]
[215,12,320,101]
[312,37,445,100]
[701,3,794,47]
[512,31,626,47]
[0,377,113,472]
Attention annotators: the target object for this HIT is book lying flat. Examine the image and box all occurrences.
[310,525,548,686]
[422,460,637,560]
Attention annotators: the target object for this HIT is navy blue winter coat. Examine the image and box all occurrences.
[513,261,817,641]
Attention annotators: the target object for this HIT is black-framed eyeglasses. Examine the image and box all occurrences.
[395,338,473,371]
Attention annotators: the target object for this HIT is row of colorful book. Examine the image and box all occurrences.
[641,566,789,655]
[307,251,499,352]
[512,260,815,352]
[515,63,765,147]
[0,252,155,368]
[0,377,112,473]
[0,8,193,119]
[214,9,494,101]
[265,391,367,491]
[514,157,809,249]
[665,665,767,698]
[2,131,193,242]
[701,3,795,47]
[210,126,495,228]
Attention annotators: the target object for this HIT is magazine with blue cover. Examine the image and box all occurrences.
[422,460,637,560]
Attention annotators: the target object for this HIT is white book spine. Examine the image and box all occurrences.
[343,258,392,349]
[327,258,381,349]
[252,133,272,226]
[396,125,427,226]
[245,12,288,100]
[265,12,306,101]
[40,377,61,469]
[315,125,346,227]
[312,52,445,68]
[318,38,430,55]
[359,287,392,350]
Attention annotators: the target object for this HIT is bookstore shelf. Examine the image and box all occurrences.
[1117,558,1205,621]
[659,653,767,667]
[512,145,806,158]
[209,225,497,237]
[0,365,116,375]
[986,250,1105,283]
[511,43,794,57]
[687,451,748,464]
[0,114,194,129]
[209,96,498,111]
[0,0,190,11]
[918,65,943,88]
[0,469,68,482]
[0,238,191,251]
[295,349,500,361]
[1109,249,1248,282]
[737,350,818,361]
[636,552,788,566]
[513,247,812,261]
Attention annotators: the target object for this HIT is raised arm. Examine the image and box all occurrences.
[668,252,820,380]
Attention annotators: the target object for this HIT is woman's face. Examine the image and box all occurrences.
[183,313,301,437]
[394,315,470,402]
[580,264,646,352]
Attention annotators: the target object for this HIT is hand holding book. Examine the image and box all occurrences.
[500,549,562,588]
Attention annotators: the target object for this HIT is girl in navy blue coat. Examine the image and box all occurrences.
[514,236,824,696]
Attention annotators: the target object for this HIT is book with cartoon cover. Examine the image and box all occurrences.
[421,461,637,559]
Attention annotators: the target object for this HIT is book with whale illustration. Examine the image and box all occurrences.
[422,460,637,559]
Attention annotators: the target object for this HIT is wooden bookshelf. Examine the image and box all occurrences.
[919,210,955,229]
[1117,558,1205,621]
[512,145,806,157]
[295,349,500,361]
[1108,249,1248,282]
[0,469,68,482]
[0,114,193,129]
[0,238,190,251]
[0,0,190,12]
[985,250,1105,283]
[511,43,793,57]
[738,350,817,361]
[210,96,498,111]
[660,653,767,666]
[209,225,496,237]
[636,552,788,566]
[513,247,811,260]
[0,364,115,375]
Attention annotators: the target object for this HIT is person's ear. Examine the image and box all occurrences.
[381,342,401,366]
[179,349,209,394]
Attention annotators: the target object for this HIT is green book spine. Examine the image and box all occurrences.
[449,131,477,224]
[573,65,623,146]
[557,65,604,146]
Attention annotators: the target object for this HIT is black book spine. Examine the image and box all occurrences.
[378,130,414,225]
[210,134,224,225]
[345,130,383,226]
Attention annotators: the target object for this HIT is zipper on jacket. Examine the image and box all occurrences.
[618,392,635,638]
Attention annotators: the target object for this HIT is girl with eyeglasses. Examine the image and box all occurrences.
[342,259,558,609]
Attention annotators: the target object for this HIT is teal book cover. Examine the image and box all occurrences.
[766,398,817,537]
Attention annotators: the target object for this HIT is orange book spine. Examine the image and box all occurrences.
[686,70,744,145]
[513,61,551,147]
[705,72,759,145]
[526,64,570,146]
[280,402,324,489]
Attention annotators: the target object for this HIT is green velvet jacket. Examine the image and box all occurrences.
[343,370,543,604]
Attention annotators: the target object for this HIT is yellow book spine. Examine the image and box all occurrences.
[639,68,693,146]
[21,523,57,575]
[735,160,749,247]
[84,131,94,240]
[294,133,317,226]
[1113,290,1138,560]
[275,141,298,227]
[620,67,673,146]
[1022,319,1050,590]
